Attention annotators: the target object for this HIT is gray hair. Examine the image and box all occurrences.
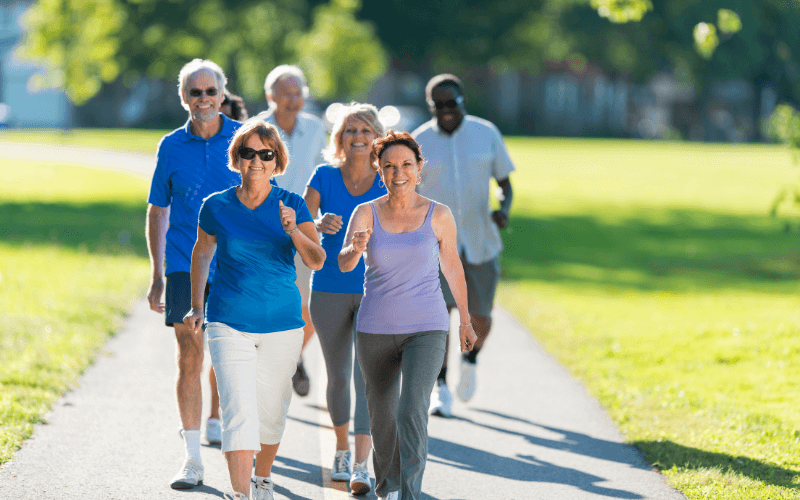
[264,65,310,104]
[178,59,227,111]
[323,102,384,167]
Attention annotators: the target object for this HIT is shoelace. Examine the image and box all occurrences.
[180,461,202,478]
[351,466,369,483]
[334,453,349,473]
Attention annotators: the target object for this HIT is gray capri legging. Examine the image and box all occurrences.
[309,290,370,435]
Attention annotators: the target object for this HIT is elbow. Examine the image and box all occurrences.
[337,253,353,273]
[308,247,325,271]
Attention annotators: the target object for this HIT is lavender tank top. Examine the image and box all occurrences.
[356,201,450,334]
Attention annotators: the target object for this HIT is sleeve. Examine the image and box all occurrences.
[490,123,515,181]
[147,137,171,207]
[307,165,324,196]
[198,196,217,236]
[293,195,314,225]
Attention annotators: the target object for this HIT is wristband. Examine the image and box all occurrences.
[459,323,472,328]
[286,227,298,234]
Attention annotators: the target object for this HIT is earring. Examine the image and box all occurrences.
[379,177,385,189]
[415,176,421,185]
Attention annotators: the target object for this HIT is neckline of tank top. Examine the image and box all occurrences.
[372,201,435,235]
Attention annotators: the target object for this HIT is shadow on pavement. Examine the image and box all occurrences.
[469,408,648,468]
[427,435,642,499]
[634,439,800,490]
[184,484,226,497]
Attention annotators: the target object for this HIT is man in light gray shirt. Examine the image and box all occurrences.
[413,73,515,418]
[256,65,326,397]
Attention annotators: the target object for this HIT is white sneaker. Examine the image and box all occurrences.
[429,379,452,418]
[456,358,477,402]
[250,477,275,500]
[232,493,250,500]
[378,491,399,500]
[206,417,222,445]
[170,457,204,489]
[330,449,352,481]
[349,459,371,495]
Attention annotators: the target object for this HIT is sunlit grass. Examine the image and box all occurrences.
[0,128,167,153]
[0,157,150,464]
[499,137,800,499]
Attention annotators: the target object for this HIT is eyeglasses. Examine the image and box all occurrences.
[238,146,276,162]
[428,95,464,110]
[188,87,218,97]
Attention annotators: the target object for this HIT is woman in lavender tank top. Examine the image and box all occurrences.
[339,131,477,500]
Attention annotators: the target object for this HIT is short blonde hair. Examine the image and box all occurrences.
[178,59,227,111]
[228,119,290,176]
[323,102,384,167]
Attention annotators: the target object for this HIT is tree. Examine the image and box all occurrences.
[20,0,387,104]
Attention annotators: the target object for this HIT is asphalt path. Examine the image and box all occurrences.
[0,142,686,499]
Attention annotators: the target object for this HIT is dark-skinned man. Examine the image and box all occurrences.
[412,74,515,418]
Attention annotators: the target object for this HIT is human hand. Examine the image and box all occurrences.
[147,276,165,313]
[491,210,509,230]
[317,213,343,234]
[352,228,372,253]
[459,323,478,353]
[183,307,204,334]
[279,200,297,233]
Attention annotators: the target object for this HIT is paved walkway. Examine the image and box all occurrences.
[0,142,686,499]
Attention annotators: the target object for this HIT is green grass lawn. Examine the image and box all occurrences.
[0,158,150,464]
[0,128,168,153]
[499,138,800,498]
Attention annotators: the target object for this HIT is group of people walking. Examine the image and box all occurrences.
[146,58,515,500]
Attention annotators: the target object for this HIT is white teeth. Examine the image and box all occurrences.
[352,143,366,146]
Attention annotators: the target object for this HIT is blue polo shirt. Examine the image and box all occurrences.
[308,164,386,294]
[147,115,242,280]
[199,186,314,333]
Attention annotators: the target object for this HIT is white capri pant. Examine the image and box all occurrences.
[207,322,304,452]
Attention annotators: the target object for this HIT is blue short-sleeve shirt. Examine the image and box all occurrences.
[148,115,242,280]
[199,186,313,333]
[307,165,386,294]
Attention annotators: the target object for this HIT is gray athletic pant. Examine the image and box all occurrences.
[356,330,447,500]
[309,290,370,434]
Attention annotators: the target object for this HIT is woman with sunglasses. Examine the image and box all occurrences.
[302,102,386,495]
[339,131,477,500]
[184,119,325,500]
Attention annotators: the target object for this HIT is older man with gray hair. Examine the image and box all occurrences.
[256,65,326,398]
[146,58,243,489]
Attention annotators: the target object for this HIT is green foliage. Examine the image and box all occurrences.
[20,0,387,103]
[296,0,388,100]
[499,137,800,499]
[21,0,127,104]
[693,22,719,60]
[766,104,800,218]
[0,158,150,464]
[590,0,652,23]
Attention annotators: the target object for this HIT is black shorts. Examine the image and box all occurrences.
[439,255,500,319]
[165,272,210,327]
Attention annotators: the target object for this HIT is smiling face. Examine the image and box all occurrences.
[238,134,276,183]
[342,118,377,160]
[379,144,422,195]
[182,69,223,124]
[270,76,304,118]
[429,85,465,134]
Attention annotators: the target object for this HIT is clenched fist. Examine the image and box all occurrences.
[352,228,372,253]
[279,200,297,233]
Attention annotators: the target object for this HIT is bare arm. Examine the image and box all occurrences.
[279,200,326,270]
[145,204,169,313]
[433,204,477,352]
[491,177,513,229]
[304,186,343,234]
[183,226,217,333]
[338,203,374,273]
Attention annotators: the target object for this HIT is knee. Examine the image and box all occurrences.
[471,314,492,339]
[175,333,204,374]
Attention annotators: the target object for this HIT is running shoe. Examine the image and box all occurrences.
[429,379,453,418]
[349,459,372,495]
[251,476,275,500]
[455,357,477,402]
[170,457,204,489]
[292,359,310,397]
[206,417,222,445]
[330,449,352,481]
[378,492,399,500]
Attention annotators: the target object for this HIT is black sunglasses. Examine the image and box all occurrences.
[238,146,276,162]
[428,95,464,110]
[188,87,218,97]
